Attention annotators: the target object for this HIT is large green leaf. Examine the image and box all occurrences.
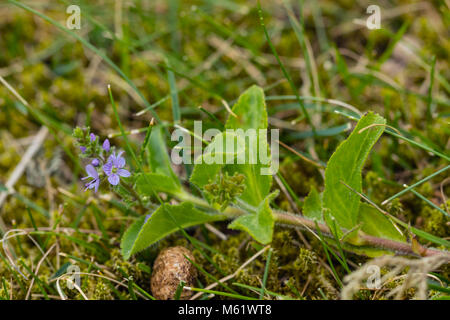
[225,85,272,206]
[190,85,273,207]
[323,112,386,230]
[358,203,405,242]
[121,202,226,259]
[228,192,277,244]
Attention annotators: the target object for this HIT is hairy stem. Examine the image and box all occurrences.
[178,192,448,258]
[120,181,145,209]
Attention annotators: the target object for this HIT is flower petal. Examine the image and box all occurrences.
[114,151,126,168]
[90,133,96,142]
[93,180,99,193]
[117,169,130,178]
[108,174,120,186]
[107,152,116,164]
[84,179,98,192]
[85,164,98,178]
[103,161,113,176]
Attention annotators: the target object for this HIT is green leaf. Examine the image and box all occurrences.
[121,202,226,259]
[224,85,272,207]
[190,85,273,207]
[148,125,180,185]
[303,187,323,222]
[136,173,182,195]
[323,112,386,230]
[228,191,277,244]
[358,203,405,242]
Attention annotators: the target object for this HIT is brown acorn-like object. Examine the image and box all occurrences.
[150,246,197,300]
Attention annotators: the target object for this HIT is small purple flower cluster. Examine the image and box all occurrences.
[75,129,131,193]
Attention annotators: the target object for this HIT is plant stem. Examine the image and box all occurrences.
[177,192,448,258]
[120,181,145,209]
[272,211,446,257]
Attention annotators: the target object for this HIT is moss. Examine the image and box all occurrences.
[91,279,115,300]
[421,202,450,238]
[278,157,321,200]
[105,248,148,289]
[187,227,340,299]
[364,170,397,204]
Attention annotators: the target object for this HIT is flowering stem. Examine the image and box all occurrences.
[120,181,145,209]
[177,192,449,258]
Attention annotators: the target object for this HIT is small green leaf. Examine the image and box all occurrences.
[323,112,386,230]
[358,203,405,242]
[136,173,182,195]
[303,187,323,222]
[228,191,278,244]
[121,202,226,259]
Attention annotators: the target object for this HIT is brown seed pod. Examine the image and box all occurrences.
[150,246,197,300]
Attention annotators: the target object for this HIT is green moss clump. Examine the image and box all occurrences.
[91,279,115,300]
[278,157,321,200]
[421,201,450,238]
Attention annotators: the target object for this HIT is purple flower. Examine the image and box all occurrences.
[82,164,100,192]
[90,133,96,142]
[103,151,130,185]
[80,146,86,153]
[91,158,100,167]
[103,139,110,152]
